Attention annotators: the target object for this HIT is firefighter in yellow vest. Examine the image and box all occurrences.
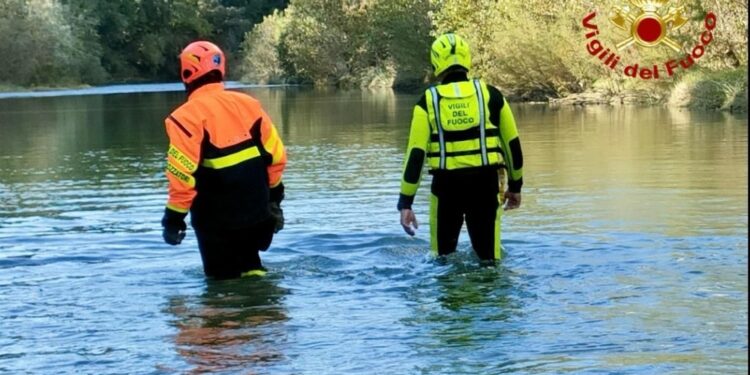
[398,33,524,261]
[161,41,287,279]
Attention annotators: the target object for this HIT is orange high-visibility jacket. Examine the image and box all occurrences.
[164,83,286,229]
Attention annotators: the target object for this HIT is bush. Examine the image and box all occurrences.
[669,67,748,111]
[238,0,432,88]
[0,0,106,86]
[240,10,289,84]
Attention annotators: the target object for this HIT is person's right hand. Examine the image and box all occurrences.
[503,191,522,211]
[269,202,284,233]
[400,208,418,236]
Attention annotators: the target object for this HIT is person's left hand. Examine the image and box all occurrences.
[163,226,186,245]
[162,208,187,245]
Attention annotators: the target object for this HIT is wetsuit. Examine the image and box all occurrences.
[398,71,524,260]
[164,82,286,278]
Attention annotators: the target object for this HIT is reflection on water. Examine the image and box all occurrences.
[402,254,530,374]
[165,276,289,374]
[0,85,746,373]
[433,264,519,318]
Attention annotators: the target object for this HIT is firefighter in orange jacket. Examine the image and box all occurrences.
[161,41,287,279]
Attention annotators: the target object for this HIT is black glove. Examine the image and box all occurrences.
[269,183,285,233]
[161,208,187,245]
[269,201,284,233]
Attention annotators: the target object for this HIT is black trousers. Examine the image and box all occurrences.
[194,217,275,279]
[429,168,503,261]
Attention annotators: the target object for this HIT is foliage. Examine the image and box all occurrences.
[669,67,748,111]
[0,0,746,104]
[0,0,106,86]
[201,0,289,73]
[366,0,433,88]
[240,10,289,84]
[278,0,353,85]
[63,0,214,81]
[0,0,288,86]
[676,0,747,69]
[432,0,599,98]
[428,0,747,100]
[241,0,432,88]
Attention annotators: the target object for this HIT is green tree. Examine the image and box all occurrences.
[241,0,432,87]
[366,0,433,88]
[0,0,105,86]
[240,10,289,84]
[203,0,289,74]
[64,0,214,82]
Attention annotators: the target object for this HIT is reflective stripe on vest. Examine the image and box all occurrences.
[428,86,447,170]
[473,79,488,166]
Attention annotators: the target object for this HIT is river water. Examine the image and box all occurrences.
[0,85,747,374]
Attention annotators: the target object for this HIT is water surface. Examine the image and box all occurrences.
[0,85,747,374]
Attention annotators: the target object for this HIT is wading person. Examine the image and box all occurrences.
[161,41,286,279]
[397,33,524,261]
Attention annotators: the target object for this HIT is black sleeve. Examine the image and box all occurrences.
[487,85,505,127]
[416,94,427,112]
[270,182,285,204]
[397,94,428,211]
[162,207,187,228]
[403,149,425,185]
[397,194,415,211]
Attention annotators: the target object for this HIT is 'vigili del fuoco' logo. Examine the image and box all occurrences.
[582,0,717,80]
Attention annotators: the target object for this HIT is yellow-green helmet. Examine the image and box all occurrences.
[430,33,472,77]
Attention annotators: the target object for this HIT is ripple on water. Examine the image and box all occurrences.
[0,95,746,374]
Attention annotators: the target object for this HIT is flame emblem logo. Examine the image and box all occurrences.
[610,0,687,51]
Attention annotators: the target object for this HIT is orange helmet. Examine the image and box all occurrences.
[179,41,225,84]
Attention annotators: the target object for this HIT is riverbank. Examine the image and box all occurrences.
[549,68,748,113]
[549,90,662,106]
[0,84,91,94]
[0,82,273,100]
[1,69,746,114]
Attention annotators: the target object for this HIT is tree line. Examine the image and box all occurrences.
[0,0,287,86]
[243,0,746,99]
[1,0,746,107]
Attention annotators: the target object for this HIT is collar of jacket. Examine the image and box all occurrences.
[441,71,469,84]
[188,82,225,100]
